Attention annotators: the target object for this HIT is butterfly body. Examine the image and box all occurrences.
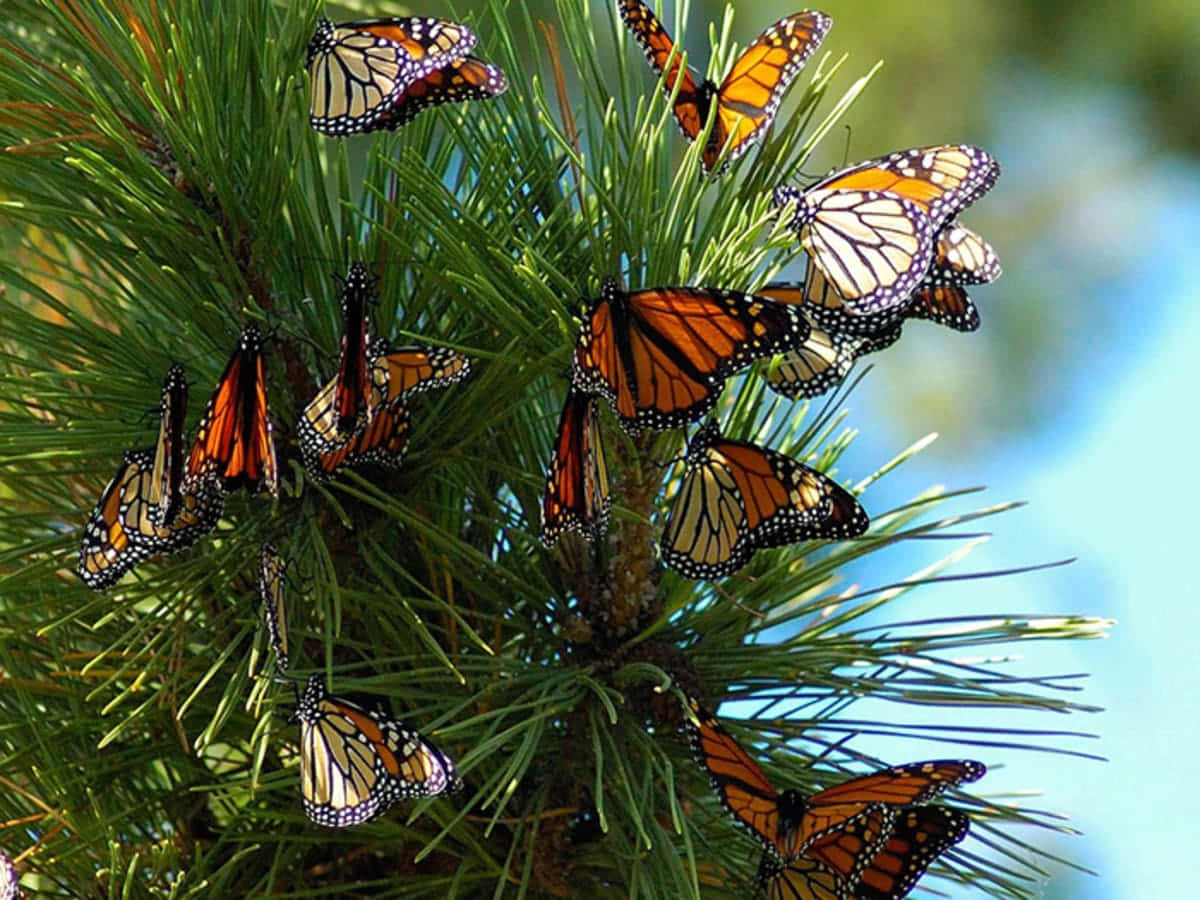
[571,278,808,435]
[621,2,832,173]
[293,674,462,827]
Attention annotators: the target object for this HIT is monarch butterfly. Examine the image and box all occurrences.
[661,421,867,580]
[541,390,611,546]
[0,847,18,900]
[78,449,223,590]
[292,673,462,827]
[307,16,476,136]
[774,145,999,315]
[571,277,808,435]
[148,363,188,527]
[185,324,277,497]
[332,263,376,437]
[684,696,982,862]
[377,55,508,129]
[620,1,831,174]
[299,344,471,481]
[258,544,289,674]
[757,805,971,899]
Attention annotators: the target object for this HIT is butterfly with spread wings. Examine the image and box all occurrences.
[540,389,611,546]
[292,674,462,827]
[620,1,831,174]
[300,339,472,482]
[774,145,1000,316]
[684,698,980,897]
[757,805,971,899]
[661,421,867,579]
[571,277,808,435]
[184,324,277,497]
[78,448,223,590]
[306,16,476,135]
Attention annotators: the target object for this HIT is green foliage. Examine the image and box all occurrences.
[0,0,1106,896]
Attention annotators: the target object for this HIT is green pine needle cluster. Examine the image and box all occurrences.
[0,0,1108,896]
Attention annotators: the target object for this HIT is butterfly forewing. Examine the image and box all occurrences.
[149,364,188,528]
[257,544,289,673]
[541,390,611,546]
[379,55,509,129]
[333,263,375,436]
[572,279,807,435]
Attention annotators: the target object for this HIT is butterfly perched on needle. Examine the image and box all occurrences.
[540,389,611,546]
[773,145,1000,316]
[570,277,808,436]
[292,674,462,827]
[661,420,867,580]
[684,697,982,897]
[78,448,223,590]
[620,1,831,174]
[300,337,472,482]
[148,363,188,528]
[306,16,477,135]
[257,544,290,674]
[184,324,277,497]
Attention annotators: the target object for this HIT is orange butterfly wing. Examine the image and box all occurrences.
[333,263,375,435]
[185,325,277,496]
[684,697,789,856]
[618,0,704,140]
[854,806,969,900]
[541,390,611,546]
[572,279,807,434]
[379,55,508,129]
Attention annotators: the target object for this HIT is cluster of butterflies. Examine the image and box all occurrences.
[61,5,1001,896]
[685,697,984,899]
[258,546,462,828]
[77,263,471,590]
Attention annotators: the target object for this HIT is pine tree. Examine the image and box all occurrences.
[0,0,1107,895]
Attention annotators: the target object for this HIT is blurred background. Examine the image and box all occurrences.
[739,0,1200,896]
[589,0,1198,895]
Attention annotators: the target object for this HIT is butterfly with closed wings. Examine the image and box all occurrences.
[540,389,611,546]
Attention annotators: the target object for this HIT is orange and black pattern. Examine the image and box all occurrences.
[620,1,831,173]
[378,55,508,129]
[662,421,867,579]
[541,390,611,546]
[307,16,476,135]
[78,448,222,590]
[571,277,808,435]
[333,263,376,438]
[185,324,277,497]
[292,674,462,827]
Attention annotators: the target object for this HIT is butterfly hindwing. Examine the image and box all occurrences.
[257,544,289,674]
[379,55,508,129]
